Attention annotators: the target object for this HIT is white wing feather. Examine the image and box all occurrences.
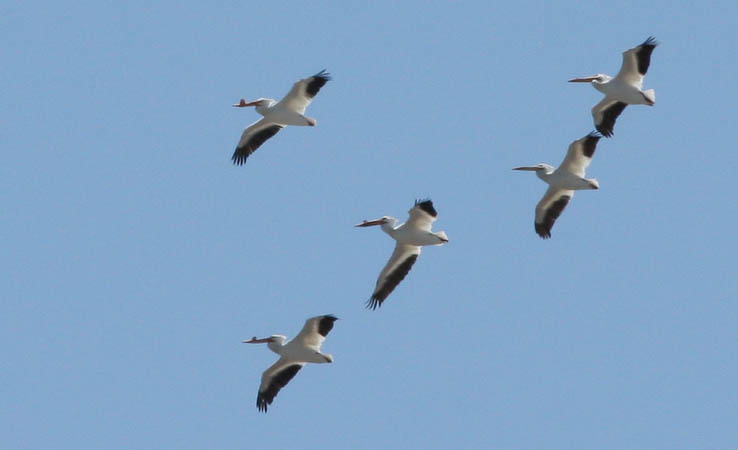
[614,46,644,88]
[275,71,329,115]
[294,316,327,351]
[405,207,436,232]
[373,243,420,297]
[236,118,281,149]
[558,135,595,178]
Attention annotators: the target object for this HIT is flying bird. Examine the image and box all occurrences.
[514,132,602,239]
[243,314,338,412]
[355,199,448,309]
[231,70,331,165]
[569,37,658,137]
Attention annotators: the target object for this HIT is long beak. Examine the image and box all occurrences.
[512,166,539,171]
[568,76,598,83]
[242,336,272,344]
[355,218,386,227]
[232,99,260,107]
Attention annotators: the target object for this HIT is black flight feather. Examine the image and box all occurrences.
[367,254,419,310]
[305,70,331,98]
[635,36,658,76]
[317,315,338,337]
[535,195,571,239]
[232,125,283,165]
[581,131,601,158]
[596,102,627,137]
[257,364,302,413]
[414,199,437,217]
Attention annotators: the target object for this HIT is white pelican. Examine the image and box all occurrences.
[243,314,337,412]
[514,132,602,239]
[355,199,448,309]
[569,37,658,137]
[231,70,331,165]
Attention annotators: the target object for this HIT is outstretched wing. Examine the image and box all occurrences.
[614,36,658,88]
[591,98,627,138]
[405,199,438,232]
[256,358,305,412]
[275,70,331,115]
[558,132,601,178]
[293,315,338,351]
[534,187,574,239]
[232,118,283,165]
[368,243,421,310]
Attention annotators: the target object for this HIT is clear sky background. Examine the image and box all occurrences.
[2,1,737,449]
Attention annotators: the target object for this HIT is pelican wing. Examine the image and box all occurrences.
[232,118,284,165]
[405,199,438,232]
[592,98,627,138]
[368,243,421,310]
[294,315,338,351]
[275,70,331,115]
[614,36,658,87]
[534,187,574,239]
[558,132,601,178]
[257,357,305,412]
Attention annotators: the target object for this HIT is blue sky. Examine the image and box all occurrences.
[2,1,737,449]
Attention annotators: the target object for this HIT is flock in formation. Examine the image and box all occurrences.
[234,37,658,412]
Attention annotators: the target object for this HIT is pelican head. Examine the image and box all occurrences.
[243,334,287,354]
[232,97,268,107]
[242,335,276,344]
[514,164,555,182]
[354,216,393,227]
[232,98,276,115]
[568,74,611,85]
[513,163,554,173]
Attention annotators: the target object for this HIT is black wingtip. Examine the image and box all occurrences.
[535,222,552,239]
[581,131,602,158]
[314,69,332,81]
[595,125,614,138]
[414,198,437,217]
[304,71,331,98]
[317,314,338,336]
[595,99,628,138]
[232,152,247,165]
[642,36,659,47]
[257,395,268,413]
[366,296,383,310]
